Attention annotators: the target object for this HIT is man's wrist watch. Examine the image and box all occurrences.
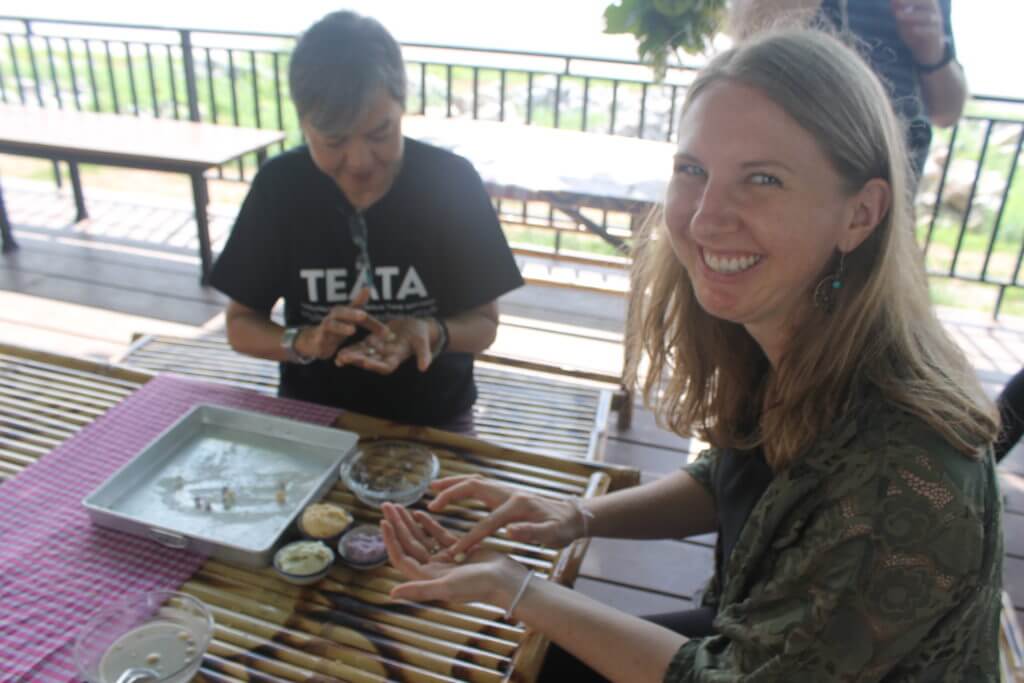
[281,326,315,365]
[915,39,955,74]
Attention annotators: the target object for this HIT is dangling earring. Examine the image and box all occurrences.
[814,251,846,314]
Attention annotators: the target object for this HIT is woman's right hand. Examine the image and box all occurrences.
[427,475,587,558]
[294,287,389,360]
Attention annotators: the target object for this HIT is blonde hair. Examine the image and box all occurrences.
[627,29,997,468]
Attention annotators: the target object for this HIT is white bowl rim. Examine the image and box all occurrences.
[72,589,214,682]
[273,539,335,578]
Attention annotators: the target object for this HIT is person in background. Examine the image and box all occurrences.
[994,367,1024,462]
[731,0,967,183]
[209,11,523,432]
[378,29,1002,682]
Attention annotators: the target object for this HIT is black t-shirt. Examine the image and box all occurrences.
[713,447,774,581]
[209,137,524,425]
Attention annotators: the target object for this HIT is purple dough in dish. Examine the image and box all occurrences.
[339,524,387,568]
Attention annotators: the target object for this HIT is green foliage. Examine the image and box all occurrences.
[603,0,726,79]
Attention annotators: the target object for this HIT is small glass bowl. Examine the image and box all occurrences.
[340,440,439,508]
[338,523,388,569]
[297,502,354,544]
[273,540,335,585]
[73,590,213,683]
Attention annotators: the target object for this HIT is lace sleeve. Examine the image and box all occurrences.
[665,446,993,682]
[682,448,718,503]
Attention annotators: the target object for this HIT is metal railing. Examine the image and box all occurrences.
[0,15,1022,315]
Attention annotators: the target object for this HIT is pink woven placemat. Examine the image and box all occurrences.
[0,374,341,682]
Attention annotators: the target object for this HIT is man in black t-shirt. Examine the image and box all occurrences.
[209,11,523,429]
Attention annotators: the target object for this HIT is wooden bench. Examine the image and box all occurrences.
[119,334,614,461]
[0,104,283,282]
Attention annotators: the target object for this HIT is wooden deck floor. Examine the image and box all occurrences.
[2,171,1023,627]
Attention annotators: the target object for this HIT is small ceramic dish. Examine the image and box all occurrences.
[297,502,354,544]
[340,440,439,508]
[338,523,388,570]
[273,540,334,585]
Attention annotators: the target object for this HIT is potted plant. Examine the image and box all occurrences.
[604,0,727,80]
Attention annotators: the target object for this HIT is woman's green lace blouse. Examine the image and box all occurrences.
[665,395,1003,682]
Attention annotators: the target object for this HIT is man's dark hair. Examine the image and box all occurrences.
[289,11,407,135]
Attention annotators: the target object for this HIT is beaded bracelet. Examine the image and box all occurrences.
[504,570,534,621]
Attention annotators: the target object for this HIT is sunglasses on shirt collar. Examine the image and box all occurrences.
[343,209,373,292]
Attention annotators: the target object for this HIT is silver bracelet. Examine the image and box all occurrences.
[503,570,534,621]
[573,498,595,538]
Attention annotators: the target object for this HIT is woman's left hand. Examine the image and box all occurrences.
[381,502,528,605]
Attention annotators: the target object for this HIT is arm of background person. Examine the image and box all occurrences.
[919,59,967,127]
[893,0,967,127]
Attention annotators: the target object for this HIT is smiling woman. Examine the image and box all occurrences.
[380,28,1004,683]
[662,80,890,366]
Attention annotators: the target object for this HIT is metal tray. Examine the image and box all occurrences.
[83,404,358,568]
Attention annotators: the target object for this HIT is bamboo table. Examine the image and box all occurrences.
[0,342,639,682]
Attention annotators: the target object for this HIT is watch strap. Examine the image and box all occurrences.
[915,40,955,74]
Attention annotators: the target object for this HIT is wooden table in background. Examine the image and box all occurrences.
[403,116,676,429]
[0,105,284,282]
[403,116,674,254]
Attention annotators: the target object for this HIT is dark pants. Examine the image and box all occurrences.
[995,367,1024,462]
[537,606,716,682]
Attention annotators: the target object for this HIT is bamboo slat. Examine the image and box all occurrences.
[0,344,639,682]
[117,335,613,462]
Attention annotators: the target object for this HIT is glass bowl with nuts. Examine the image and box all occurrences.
[340,440,439,508]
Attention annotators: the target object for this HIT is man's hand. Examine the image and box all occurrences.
[294,288,389,360]
[334,315,439,374]
[891,0,947,65]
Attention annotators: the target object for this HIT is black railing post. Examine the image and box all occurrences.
[980,124,1024,280]
[923,124,958,252]
[949,121,994,275]
[180,30,200,122]
[7,34,26,104]
[24,20,44,106]
[418,62,426,115]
